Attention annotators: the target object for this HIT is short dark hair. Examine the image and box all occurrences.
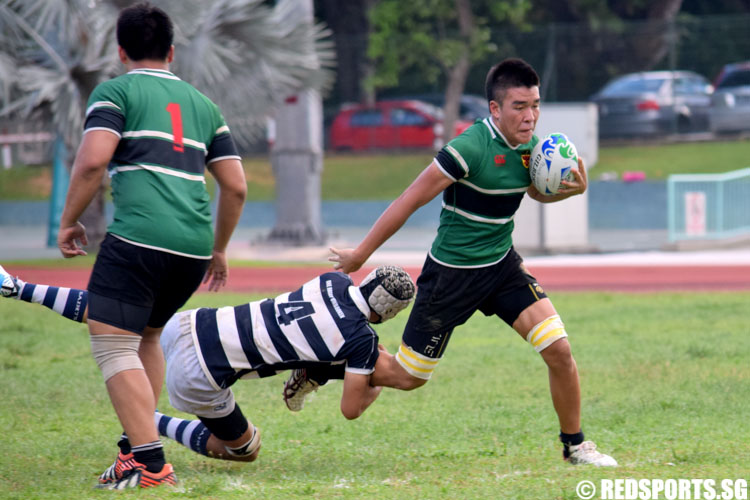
[116,2,173,61]
[485,58,540,103]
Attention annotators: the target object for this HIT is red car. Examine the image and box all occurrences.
[329,100,473,151]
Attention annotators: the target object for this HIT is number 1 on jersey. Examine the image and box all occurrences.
[166,102,184,152]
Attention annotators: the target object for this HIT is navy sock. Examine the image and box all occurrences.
[560,430,585,458]
[131,441,165,473]
[15,279,88,322]
[118,433,131,454]
[155,411,211,457]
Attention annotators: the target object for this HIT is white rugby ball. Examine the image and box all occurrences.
[529,132,578,195]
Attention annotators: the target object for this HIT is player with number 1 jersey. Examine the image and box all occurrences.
[85,68,239,258]
[56,4,248,488]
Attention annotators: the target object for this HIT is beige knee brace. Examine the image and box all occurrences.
[90,334,144,382]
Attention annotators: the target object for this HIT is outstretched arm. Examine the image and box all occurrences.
[339,371,382,420]
[330,161,453,274]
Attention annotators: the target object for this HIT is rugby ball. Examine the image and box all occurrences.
[529,133,578,195]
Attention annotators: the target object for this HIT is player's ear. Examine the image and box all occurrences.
[117,46,129,64]
[489,99,502,116]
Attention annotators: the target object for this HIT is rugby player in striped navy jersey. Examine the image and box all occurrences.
[0,264,415,478]
[56,3,247,489]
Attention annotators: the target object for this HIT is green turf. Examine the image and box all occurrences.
[3,138,748,201]
[595,139,750,180]
[1,290,748,499]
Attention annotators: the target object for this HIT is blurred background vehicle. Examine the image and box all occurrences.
[590,71,713,138]
[329,99,473,151]
[384,93,489,121]
[709,61,750,134]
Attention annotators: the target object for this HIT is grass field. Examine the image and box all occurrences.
[2,138,748,201]
[2,290,749,499]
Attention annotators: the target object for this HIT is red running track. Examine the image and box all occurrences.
[6,263,750,294]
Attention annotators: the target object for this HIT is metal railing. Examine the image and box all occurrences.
[667,167,750,242]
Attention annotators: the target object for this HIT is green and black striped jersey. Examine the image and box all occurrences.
[84,68,240,258]
[430,117,539,268]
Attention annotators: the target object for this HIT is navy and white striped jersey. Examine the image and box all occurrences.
[190,272,378,390]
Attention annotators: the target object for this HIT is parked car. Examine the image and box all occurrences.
[386,93,489,121]
[709,61,750,134]
[590,71,713,138]
[329,100,473,151]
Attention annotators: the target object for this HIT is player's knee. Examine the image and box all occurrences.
[526,314,568,353]
[90,334,143,382]
[394,344,438,389]
[540,338,576,371]
[400,375,427,391]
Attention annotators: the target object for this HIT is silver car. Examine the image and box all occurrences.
[709,61,750,134]
[591,71,713,138]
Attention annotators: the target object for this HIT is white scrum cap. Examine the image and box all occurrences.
[358,266,416,323]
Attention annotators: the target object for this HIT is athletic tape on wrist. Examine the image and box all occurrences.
[90,334,144,382]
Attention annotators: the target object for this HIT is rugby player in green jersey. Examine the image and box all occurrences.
[326,58,616,467]
[57,2,247,489]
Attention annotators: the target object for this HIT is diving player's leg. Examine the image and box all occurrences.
[0,268,89,322]
[199,405,261,462]
[160,312,261,462]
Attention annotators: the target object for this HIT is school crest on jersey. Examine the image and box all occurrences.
[521,154,531,169]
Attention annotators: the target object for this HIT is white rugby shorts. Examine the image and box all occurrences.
[161,311,236,419]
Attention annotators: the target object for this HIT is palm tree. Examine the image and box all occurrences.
[0,0,334,247]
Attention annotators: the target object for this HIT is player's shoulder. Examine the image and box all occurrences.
[445,119,493,156]
[88,74,130,102]
[437,119,492,176]
[319,271,354,285]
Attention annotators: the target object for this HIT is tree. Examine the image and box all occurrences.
[315,0,377,105]
[0,0,333,248]
[368,0,530,143]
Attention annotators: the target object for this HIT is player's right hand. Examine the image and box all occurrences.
[57,221,88,258]
[204,250,229,292]
[328,247,363,274]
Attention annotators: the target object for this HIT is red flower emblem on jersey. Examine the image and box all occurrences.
[494,154,506,166]
[521,154,531,169]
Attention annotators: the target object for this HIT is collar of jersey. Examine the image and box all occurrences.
[348,287,371,318]
[483,117,529,151]
[127,68,180,79]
